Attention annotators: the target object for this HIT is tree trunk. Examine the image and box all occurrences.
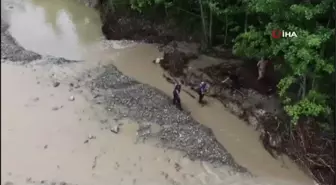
[198,0,208,46]
[244,11,248,32]
[208,4,213,47]
[224,11,228,45]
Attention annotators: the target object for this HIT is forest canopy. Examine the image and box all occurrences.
[103,0,336,134]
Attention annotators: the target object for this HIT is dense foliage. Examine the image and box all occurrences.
[104,0,335,130]
[101,0,335,183]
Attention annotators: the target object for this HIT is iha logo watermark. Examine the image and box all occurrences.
[271,29,298,39]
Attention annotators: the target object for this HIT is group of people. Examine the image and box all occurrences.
[172,81,209,110]
[172,58,271,110]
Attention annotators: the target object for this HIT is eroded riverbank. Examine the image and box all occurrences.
[1,0,315,184]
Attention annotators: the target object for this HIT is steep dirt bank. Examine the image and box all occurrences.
[99,7,200,44]
[97,8,334,185]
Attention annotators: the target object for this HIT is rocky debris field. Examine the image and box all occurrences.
[1,20,84,65]
[1,20,41,62]
[88,65,250,173]
[158,41,200,77]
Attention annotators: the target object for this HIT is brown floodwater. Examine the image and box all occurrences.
[1,0,315,184]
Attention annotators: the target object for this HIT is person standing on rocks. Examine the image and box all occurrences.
[229,71,241,93]
[173,82,182,110]
[198,81,209,104]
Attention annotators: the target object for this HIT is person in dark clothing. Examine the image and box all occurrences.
[228,71,241,93]
[173,83,182,110]
[198,82,208,104]
[229,73,240,89]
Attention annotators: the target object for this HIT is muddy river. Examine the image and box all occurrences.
[1,0,316,184]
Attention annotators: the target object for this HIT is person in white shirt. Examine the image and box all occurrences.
[257,58,269,80]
